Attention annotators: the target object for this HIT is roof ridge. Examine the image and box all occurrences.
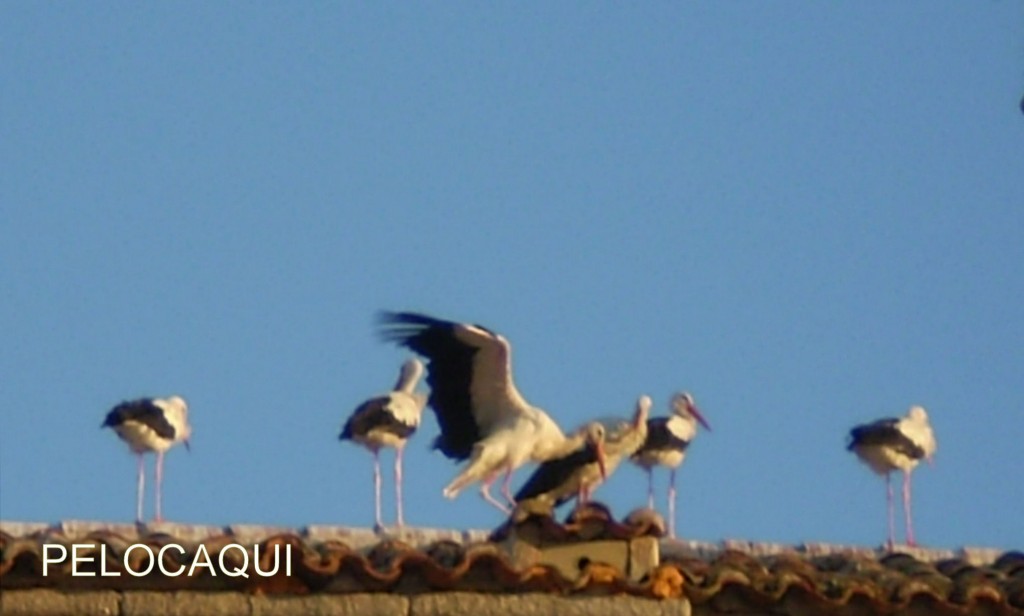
[0,520,1014,565]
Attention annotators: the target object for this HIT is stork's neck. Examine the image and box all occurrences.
[394,359,424,393]
[633,396,651,428]
[604,413,649,459]
[900,414,937,458]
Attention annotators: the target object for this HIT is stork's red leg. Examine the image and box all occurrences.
[647,468,655,510]
[154,451,165,522]
[668,468,678,539]
[136,453,145,524]
[395,446,405,527]
[886,473,895,550]
[373,449,383,530]
[500,468,516,507]
[480,473,511,514]
[903,470,916,546]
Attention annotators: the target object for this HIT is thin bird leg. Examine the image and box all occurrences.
[374,446,385,528]
[886,473,895,550]
[903,470,915,546]
[647,468,655,510]
[395,446,405,528]
[480,474,511,514]
[442,456,489,499]
[500,467,516,507]
[579,481,595,506]
[668,468,678,539]
[154,451,164,523]
[136,453,145,524]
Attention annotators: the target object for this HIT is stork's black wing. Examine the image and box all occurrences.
[848,418,925,460]
[636,417,691,454]
[102,399,176,439]
[341,395,418,441]
[515,445,599,507]
[378,311,484,460]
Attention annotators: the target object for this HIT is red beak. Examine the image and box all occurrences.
[595,441,608,480]
[690,403,712,432]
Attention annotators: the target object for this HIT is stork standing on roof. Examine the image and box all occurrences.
[847,405,936,548]
[340,358,427,530]
[631,392,711,539]
[511,421,608,513]
[102,396,192,523]
[377,311,570,514]
[515,395,651,512]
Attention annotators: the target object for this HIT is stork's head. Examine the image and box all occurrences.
[907,405,935,464]
[633,395,652,428]
[166,396,192,452]
[671,392,711,432]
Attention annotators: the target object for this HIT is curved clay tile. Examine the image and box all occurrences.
[3,521,1024,610]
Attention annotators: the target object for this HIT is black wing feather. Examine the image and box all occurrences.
[102,399,176,439]
[847,418,925,460]
[515,444,599,506]
[637,417,691,454]
[341,396,417,441]
[377,311,482,460]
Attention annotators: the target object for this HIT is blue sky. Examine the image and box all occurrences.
[2,3,1022,549]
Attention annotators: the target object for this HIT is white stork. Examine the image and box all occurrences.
[512,421,608,511]
[848,405,937,548]
[102,396,192,523]
[378,311,569,514]
[630,392,710,538]
[340,358,427,530]
[515,395,651,511]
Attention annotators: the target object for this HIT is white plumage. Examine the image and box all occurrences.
[848,405,937,547]
[378,311,571,513]
[631,392,711,538]
[102,395,192,523]
[515,395,651,511]
[341,358,427,529]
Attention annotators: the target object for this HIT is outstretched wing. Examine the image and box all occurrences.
[378,311,528,460]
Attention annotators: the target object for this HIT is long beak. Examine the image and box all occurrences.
[184,439,192,453]
[595,442,608,480]
[690,404,712,432]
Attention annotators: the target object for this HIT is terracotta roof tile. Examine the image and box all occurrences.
[2,511,1022,615]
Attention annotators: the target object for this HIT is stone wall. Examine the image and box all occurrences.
[1,590,691,616]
